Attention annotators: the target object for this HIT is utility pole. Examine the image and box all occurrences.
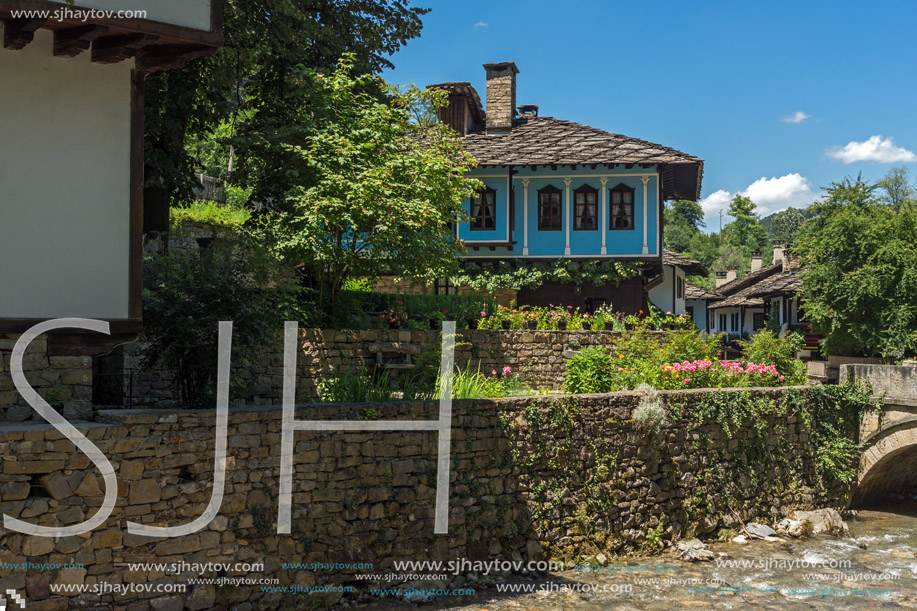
[719,209,723,239]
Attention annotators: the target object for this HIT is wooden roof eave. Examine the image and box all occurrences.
[0,0,222,72]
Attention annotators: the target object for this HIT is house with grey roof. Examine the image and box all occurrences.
[430,62,704,313]
[707,244,811,342]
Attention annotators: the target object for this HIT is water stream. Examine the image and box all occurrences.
[420,503,917,610]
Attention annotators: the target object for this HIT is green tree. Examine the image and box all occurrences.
[669,200,705,231]
[769,206,806,244]
[795,176,917,357]
[877,166,915,210]
[723,195,769,253]
[263,58,479,310]
[143,0,429,226]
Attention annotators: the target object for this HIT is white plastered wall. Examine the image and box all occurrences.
[0,28,133,319]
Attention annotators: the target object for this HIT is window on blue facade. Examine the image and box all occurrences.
[538,185,562,231]
[470,188,496,230]
[573,185,598,230]
[609,184,635,229]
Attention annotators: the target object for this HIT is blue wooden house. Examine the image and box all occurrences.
[431,62,704,313]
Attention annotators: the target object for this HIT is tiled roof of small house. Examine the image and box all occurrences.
[707,263,783,310]
[663,250,708,276]
[747,270,804,297]
[711,263,782,297]
[685,281,720,300]
[461,117,704,200]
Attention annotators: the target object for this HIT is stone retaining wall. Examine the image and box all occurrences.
[124,329,663,410]
[0,334,93,422]
[0,387,844,610]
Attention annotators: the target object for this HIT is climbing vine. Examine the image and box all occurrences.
[450,258,642,292]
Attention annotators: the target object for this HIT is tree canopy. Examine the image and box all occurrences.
[795,175,917,357]
[261,58,479,309]
[144,0,429,223]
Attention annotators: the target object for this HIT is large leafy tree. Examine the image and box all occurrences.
[263,58,479,309]
[668,200,705,231]
[769,206,806,244]
[877,166,916,210]
[143,0,429,228]
[723,195,770,254]
[795,176,917,357]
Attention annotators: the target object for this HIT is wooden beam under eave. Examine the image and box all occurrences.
[2,17,46,50]
[135,43,216,74]
[91,33,157,64]
[53,25,108,58]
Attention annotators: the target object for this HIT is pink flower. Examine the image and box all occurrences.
[480,311,486,317]
[683,378,690,384]
[491,370,497,376]
[503,366,513,376]
[779,375,785,381]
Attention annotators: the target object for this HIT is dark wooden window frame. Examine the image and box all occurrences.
[470,187,497,231]
[572,184,598,231]
[609,183,635,230]
[753,312,766,330]
[537,185,563,231]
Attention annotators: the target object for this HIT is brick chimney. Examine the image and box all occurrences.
[483,62,519,133]
[750,252,762,271]
[725,267,737,283]
[715,271,728,288]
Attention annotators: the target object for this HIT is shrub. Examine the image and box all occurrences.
[740,330,808,384]
[564,347,615,394]
[142,239,306,408]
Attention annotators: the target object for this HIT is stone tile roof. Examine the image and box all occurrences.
[747,270,804,297]
[685,281,720,300]
[461,117,704,200]
[663,250,707,276]
[712,263,781,297]
[708,261,806,309]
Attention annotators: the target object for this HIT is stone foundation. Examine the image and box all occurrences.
[0,387,845,609]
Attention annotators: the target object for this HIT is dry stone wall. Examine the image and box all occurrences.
[125,329,662,409]
[0,334,93,423]
[0,387,846,610]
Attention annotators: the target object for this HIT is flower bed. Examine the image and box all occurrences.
[564,322,808,393]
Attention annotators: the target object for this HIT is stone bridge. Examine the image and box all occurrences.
[841,363,917,506]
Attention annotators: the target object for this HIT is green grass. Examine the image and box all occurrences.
[170,200,252,229]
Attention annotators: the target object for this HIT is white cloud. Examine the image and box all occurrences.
[741,173,817,215]
[781,111,811,124]
[473,21,488,30]
[826,135,917,163]
[698,189,732,216]
[697,173,819,227]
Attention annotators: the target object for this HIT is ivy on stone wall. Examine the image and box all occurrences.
[450,259,643,292]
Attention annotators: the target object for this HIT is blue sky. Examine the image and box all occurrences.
[382,0,917,230]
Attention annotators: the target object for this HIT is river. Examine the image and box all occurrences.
[407,503,916,610]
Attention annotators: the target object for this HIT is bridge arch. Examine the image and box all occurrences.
[852,416,917,507]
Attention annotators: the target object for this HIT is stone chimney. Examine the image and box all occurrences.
[483,62,519,133]
[715,271,728,288]
[773,243,786,269]
[725,267,737,283]
[750,252,762,271]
